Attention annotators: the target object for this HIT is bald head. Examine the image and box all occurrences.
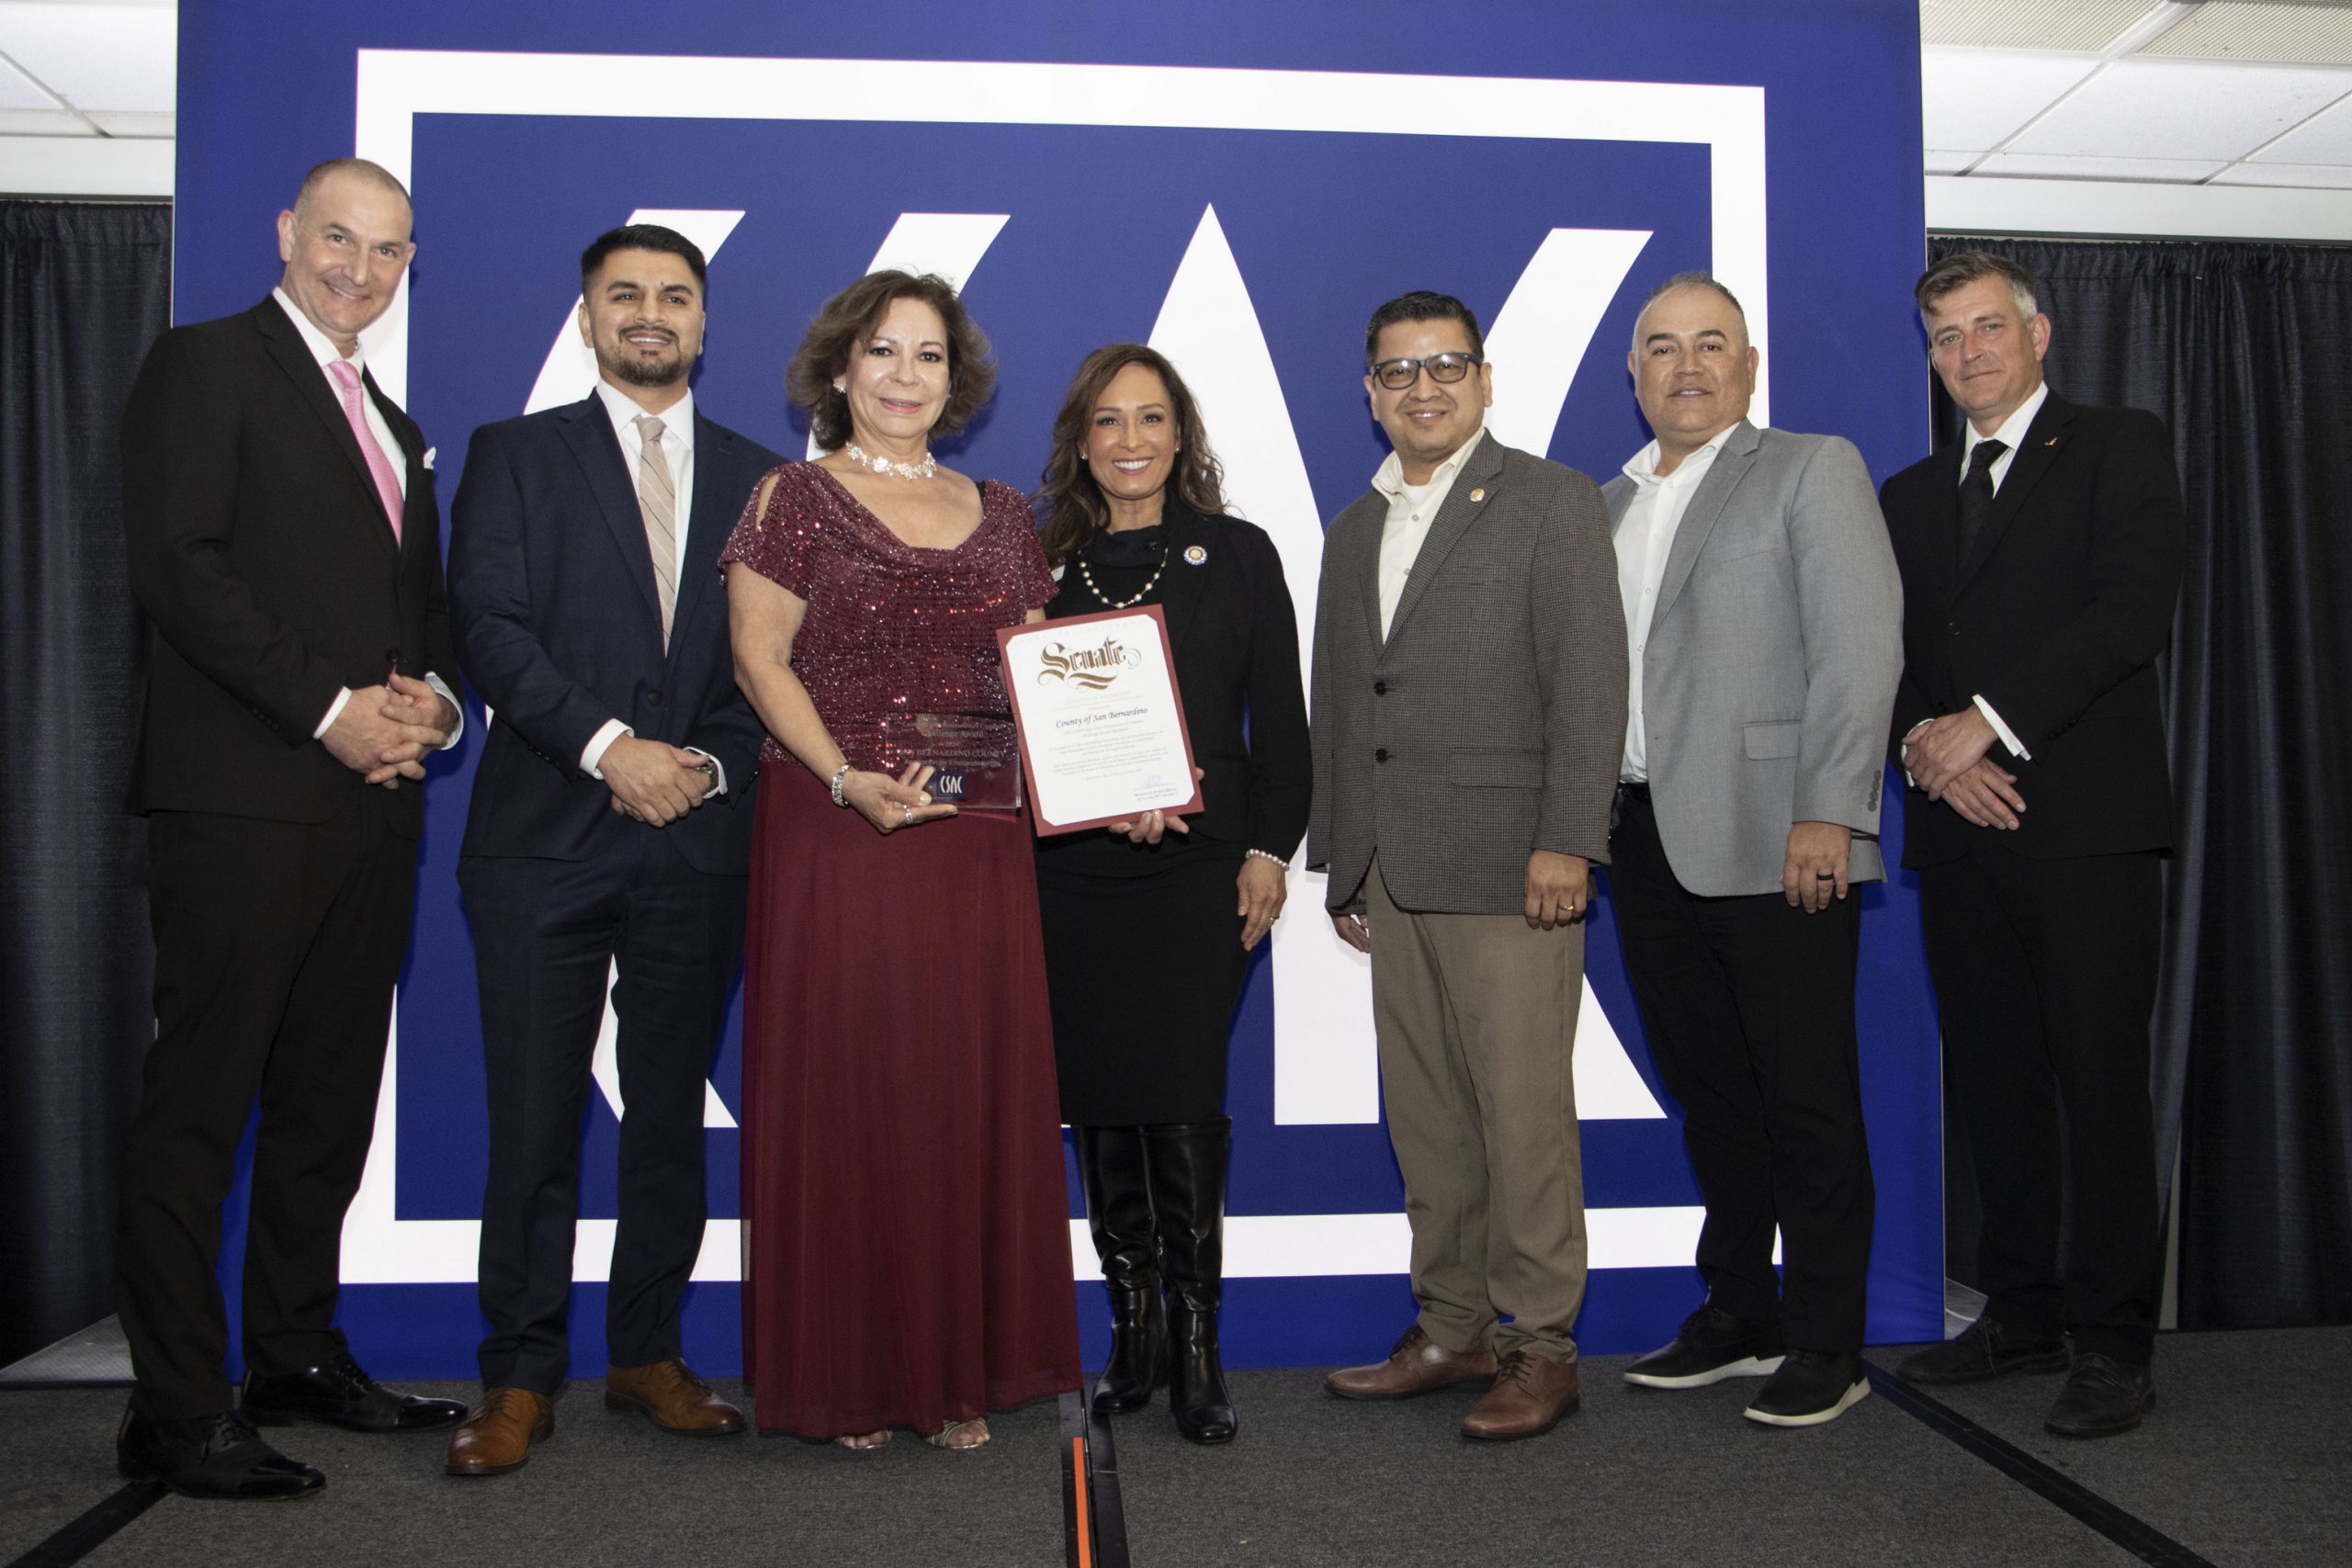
[290,158,411,228]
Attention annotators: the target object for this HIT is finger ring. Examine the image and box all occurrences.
[1814,872,1835,880]
[901,805,914,822]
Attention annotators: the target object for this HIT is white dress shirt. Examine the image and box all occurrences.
[274,288,463,749]
[1370,426,1484,640]
[1613,428,1735,783]
[1955,378,2051,761]
[579,381,721,795]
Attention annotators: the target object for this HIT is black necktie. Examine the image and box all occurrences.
[1957,438,2007,558]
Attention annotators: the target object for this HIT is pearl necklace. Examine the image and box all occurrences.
[842,441,936,481]
[1076,530,1170,609]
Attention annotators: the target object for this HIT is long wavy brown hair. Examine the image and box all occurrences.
[1035,344,1228,566]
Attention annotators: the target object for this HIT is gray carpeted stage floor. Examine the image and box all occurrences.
[4,1328,2344,1566]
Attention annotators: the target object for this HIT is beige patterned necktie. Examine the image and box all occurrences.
[634,414,676,647]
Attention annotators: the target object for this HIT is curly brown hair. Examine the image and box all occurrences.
[1035,344,1228,566]
[784,271,997,451]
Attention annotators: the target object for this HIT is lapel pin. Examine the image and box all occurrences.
[1469,488,1486,503]
[1183,545,1208,565]
[2043,436,2058,446]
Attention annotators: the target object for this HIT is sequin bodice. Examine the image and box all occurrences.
[719,463,1057,773]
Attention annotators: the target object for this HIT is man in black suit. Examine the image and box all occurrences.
[1882,252,2185,1438]
[442,225,781,1476]
[116,157,469,1500]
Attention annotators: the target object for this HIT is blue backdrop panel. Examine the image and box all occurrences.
[176,0,1937,1381]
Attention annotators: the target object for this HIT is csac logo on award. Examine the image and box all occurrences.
[1036,637,1145,692]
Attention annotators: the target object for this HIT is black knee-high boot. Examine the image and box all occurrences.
[1145,1118,1238,1444]
[1076,1125,1165,1414]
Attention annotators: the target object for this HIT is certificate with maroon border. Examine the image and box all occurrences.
[997,604,1204,837]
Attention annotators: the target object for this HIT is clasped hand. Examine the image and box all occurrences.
[322,673,452,788]
[1905,710,2026,830]
[602,735,713,826]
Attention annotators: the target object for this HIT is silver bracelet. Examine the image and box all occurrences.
[828,760,853,807]
[1245,847,1290,872]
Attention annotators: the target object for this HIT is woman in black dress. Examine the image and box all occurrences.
[1033,344,1311,1444]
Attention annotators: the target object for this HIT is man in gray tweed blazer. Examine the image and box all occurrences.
[1601,274,1901,1428]
[1313,291,1626,1441]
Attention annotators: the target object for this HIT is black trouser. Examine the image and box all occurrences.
[1918,840,2162,1363]
[1607,790,1874,1352]
[117,794,415,1420]
[459,833,747,1393]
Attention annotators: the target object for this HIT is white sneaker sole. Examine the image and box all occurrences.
[1623,1353,1786,1390]
[1743,1375,1871,1427]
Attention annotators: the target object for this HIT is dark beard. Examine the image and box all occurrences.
[601,342,686,389]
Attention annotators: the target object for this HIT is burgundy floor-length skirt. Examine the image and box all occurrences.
[739,764,1081,1438]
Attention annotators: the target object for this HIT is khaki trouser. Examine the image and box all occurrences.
[1367,857,1589,1364]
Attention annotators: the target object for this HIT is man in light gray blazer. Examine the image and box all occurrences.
[1602,274,1902,1428]
[1313,291,1626,1442]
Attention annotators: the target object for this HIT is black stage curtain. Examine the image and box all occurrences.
[0,200,170,1364]
[1930,236,2352,1329]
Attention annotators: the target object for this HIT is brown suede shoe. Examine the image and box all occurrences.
[1326,1325,1498,1401]
[604,1360,746,1436]
[445,1388,553,1476]
[1461,1350,1580,1440]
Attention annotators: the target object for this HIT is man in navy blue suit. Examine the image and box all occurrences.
[444,224,782,1476]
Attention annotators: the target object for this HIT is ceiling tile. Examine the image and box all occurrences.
[0,50,61,110]
[2250,90,2352,161]
[2007,56,2352,157]
[0,106,83,132]
[2140,1,2352,65]
[1922,0,2173,51]
[2210,160,2352,187]
[1975,151,2232,180]
[0,2,175,111]
[1922,46,2103,150]
[85,107,169,136]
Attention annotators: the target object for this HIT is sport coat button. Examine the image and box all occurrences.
[384,647,401,668]
[648,690,663,707]
[1374,680,1388,695]
[1375,748,1390,762]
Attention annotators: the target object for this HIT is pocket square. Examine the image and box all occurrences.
[423,446,436,470]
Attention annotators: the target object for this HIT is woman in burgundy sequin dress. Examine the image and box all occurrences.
[720,272,1079,1448]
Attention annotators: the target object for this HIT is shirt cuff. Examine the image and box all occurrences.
[684,747,726,798]
[582,719,631,779]
[423,672,465,749]
[312,686,354,739]
[1972,694,2031,761]
[1898,717,1932,788]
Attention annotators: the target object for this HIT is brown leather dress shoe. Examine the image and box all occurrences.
[1461,1350,1579,1440]
[1326,1325,1498,1401]
[446,1388,553,1477]
[604,1360,746,1435]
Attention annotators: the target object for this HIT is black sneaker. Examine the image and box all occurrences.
[1623,1303,1786,1389]
[117,1405,325,1501]
[1742,1350,1869,1427]
[1894,1316,2068,1386]
[2043,1353,2154,1438]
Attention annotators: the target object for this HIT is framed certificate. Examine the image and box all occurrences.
[996,604,1203,836]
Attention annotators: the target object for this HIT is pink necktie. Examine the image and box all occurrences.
[326,357,404,545]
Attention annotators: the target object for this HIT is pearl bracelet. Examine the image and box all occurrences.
[1245,848,1290,872]
[828,761,853,807]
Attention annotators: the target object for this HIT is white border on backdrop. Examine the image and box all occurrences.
[338,51,1769,1285]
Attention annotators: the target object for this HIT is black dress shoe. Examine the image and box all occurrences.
[1743,1350,1870,1427]
[2044,1353,2154,1438]
[243,1350,468,1432]
[1623,1303,1786,1389]
[118,1405,325,1501]
[1895,1316,2069,1386]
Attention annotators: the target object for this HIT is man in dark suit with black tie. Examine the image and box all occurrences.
[115,157,469,1500]
[442,225,782,1476]
[1882,252,2185,1438]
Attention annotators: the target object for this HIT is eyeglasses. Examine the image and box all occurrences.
[1369,352,1482,390]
